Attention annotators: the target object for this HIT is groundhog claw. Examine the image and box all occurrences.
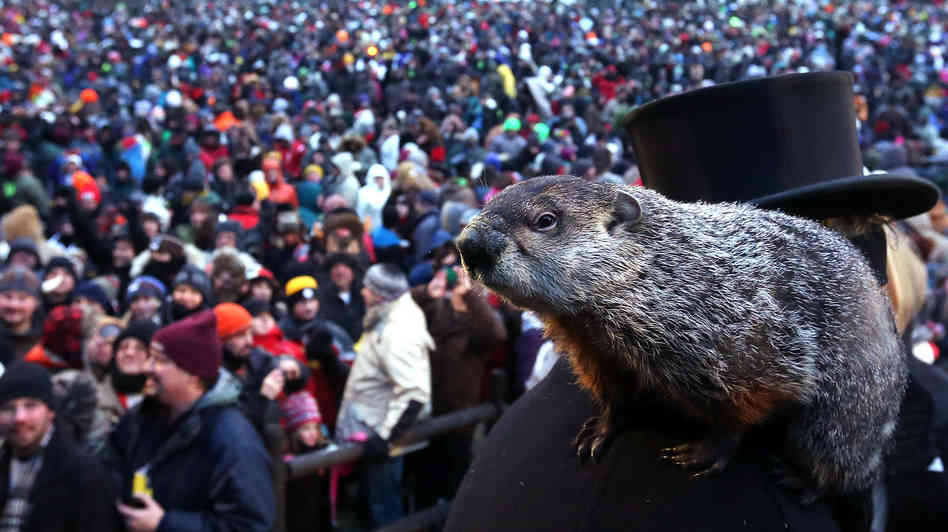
[660,435,740,477]
[574,416,614,462]
[772,461,822,505]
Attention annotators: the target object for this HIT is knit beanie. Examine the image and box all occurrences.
[216,220,243,239]
[74,281,112,314]
[113,320,161,353]
[0,361,54,407]
[363,263,409,302]
[285,275,318,307]
[5,238,41,266]
[281,391,322,432]
[126,275,167,303]
[213,303,253,339]
[152,310,222,380]
[0,266,40,298]
[172,264,213,304]
[44,256,78,283]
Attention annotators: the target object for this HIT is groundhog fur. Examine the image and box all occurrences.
[457,175,905,498]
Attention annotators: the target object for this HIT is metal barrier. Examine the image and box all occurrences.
[286,402,501,479]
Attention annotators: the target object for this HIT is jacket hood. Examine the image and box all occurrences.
[195,368,241,410]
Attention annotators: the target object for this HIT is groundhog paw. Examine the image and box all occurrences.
[772,461,822,506]
[660,434,741,478]
[574,416,614,463]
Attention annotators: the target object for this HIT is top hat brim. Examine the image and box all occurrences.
[750,172,940,220]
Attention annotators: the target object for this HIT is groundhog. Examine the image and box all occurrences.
[456,175,906,499]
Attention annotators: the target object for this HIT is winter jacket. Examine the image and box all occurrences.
[411,286,507,415]
[227,347,308,532]
[356,164,391,227]
[295,182,323,231]
[268,176,299,209]
[0,423,118,532]
[104,370,276,532]
[411,209,442,264]
[228,205,261,230]
[336,292,434,440]
[317,282,366,342]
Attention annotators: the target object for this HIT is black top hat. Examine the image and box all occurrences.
[622,72,939,220]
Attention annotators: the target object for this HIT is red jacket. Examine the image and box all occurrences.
[228,206,260,230]
[199,145,230,171]
[277,140,307,180]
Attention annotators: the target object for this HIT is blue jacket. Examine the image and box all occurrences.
[104,371,275,532]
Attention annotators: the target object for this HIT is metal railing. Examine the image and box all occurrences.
[285,369,509,531]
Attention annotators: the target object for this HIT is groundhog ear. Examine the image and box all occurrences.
[609,191,642,232]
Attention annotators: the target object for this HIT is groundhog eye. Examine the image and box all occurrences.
[533,212,558,231]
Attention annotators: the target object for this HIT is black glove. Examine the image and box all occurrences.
[304,330,336,366]
[389,400,424,442]
[363,431,389,459]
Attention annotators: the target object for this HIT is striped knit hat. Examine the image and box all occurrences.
[281,391,322,432]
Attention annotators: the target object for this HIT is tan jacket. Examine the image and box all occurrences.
[336,292,434,440]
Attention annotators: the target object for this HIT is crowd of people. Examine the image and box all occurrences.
[0,0,948,531]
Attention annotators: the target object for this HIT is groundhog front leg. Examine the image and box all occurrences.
[660,430,744,478]
[574,404,618,462]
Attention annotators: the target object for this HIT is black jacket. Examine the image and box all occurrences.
[446,358,841,532]
[104,373,275,532]
[316,282,366,342]
[0,423,117,532]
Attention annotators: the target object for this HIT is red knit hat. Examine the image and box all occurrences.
[281,391,322,432]
[213,303,252,339]
[152,310,222,380]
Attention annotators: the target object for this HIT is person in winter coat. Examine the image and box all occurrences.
[84,320,159,453]
[409,265,508,507]
[279,276,356,361]
[357,164,391,229]
[281,391,332,532]
[326,153,361,208]
[215,303,311,532]
[246,299,342,426]
[41,256,78,312]
[411,190,442,264]
[0,267,44,362]
[0,361,118,532]
[107,311,275,532]
[336,264,433,527]
[317,253,366,342]
[123,276,165,327]
[263,152,299,208]
[133,235,190,290]
[161,264,213,323]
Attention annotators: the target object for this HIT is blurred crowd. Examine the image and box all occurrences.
[2,0,948,531]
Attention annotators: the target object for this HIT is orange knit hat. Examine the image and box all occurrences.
[213,302,252,339]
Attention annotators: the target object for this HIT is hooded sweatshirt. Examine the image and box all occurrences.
[357,164,392,227]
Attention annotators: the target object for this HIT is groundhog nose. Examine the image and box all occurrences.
[457,226,504,274]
